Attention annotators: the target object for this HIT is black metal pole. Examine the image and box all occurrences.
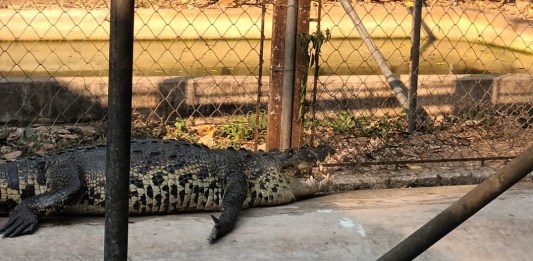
[254,0,267,151]
[105,0,134,260]
[408,0,422,133]
[377,144,533,261]
[309,0,322,145]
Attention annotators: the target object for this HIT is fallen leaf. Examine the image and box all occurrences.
[195,124,216,137]
[2,150,22,160]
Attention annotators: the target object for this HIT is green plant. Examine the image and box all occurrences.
[329,110,357,134]
[217,111,268,143]
[246,110,267,131]
[323,112,405,139]
[218,117,254,141]
[359,114,405,140]
[355,115,372,136]
[165,117,197,142]
[297,28,331,121]
[174,118,187,133]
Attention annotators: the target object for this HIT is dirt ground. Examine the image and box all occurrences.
[1,112,532,173]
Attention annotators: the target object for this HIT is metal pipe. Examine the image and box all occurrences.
[280,0,298,150]
[105,0,134,260]
[290,0,311,148]
[254,0,267,151]
[323,155,515,167]
[309,0,322,145]
[266,0,286,150]
[408,0,423,132]
[378,144,533,261]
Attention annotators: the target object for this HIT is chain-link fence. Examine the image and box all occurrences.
[1,0,532,167]
[313,0,533,165]
[0,0,270,155]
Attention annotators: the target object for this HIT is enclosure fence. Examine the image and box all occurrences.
[1,0,532,167]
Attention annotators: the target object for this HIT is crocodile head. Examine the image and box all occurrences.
[275,145,335,198]
[273,145,335,172]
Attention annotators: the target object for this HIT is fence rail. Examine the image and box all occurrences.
[1,0,532,167]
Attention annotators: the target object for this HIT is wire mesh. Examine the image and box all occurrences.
[311,0,533,165]
[0,0,269,156]
[0,0,532,167]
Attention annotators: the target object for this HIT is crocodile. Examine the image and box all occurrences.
[0,139,333,242]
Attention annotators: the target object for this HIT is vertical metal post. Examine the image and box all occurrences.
[408,0,422,132]
[105,0,134,260]
[266,0,287,150]
[291,0,311,148]
[377,144,533,261]
[254,0,267,151]
[309,0,322,145]
[280,0,298,150]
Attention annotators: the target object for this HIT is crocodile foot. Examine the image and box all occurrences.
[208,215,233,243]
[0,204,39,238]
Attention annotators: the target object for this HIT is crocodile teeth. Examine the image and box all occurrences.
[319,173,330,190]
[305,175,317,187]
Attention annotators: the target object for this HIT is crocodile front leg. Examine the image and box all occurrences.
[0,162,84,238]
[208,172,247,243]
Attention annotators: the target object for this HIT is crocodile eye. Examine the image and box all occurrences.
[302,151,316,161]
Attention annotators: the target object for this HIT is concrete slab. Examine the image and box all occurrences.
[0,5,531,53]
[1,183,532,260]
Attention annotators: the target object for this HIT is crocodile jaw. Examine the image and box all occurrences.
[286,174,329,198]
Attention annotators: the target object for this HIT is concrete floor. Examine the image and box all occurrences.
[1,184,532,261]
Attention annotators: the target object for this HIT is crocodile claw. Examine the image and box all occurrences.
[208,215,222,243]
[208,214,237,244]
[0,204,39,238]
[320,173,330,190]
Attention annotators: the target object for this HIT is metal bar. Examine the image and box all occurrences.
[419,15,436,41]
[323,156,515,167]
[254,0,267,152]
[406,5,436,41]
[291,0,312,148]
[377,145,533,261]
[408,0,423,132]
[280,0,298,150]
[309,0,322,145]
[339,0,431,130]
[266,0,287,150]
[105,0,134,260]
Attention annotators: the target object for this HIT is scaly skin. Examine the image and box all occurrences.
[0,139,334,242]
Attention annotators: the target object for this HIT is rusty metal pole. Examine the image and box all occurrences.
[378,144,533,261]
[105,0,134,260]
[291,0,312,148]
[266,0,287,150]
[280,0,298,150]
